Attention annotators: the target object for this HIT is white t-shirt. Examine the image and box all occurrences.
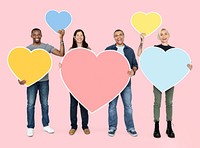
[116,45,125,56]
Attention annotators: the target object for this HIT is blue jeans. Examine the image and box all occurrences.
[70,93,89,130]
[27,80,49,128]
[108,85,135,131]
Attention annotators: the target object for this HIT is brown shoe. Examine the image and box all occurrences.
[69,129,76,135]
[83,128,90,135]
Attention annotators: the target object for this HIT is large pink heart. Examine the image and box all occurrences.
[60,48,130,113]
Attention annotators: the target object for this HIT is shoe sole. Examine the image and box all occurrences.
[108,133,115,137]
[128,132,138,137]
[84,132,90,135]
[153,135,161,138]
[43,130,54,134]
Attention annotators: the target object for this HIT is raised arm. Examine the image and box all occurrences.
[52,29,65,57]
[137,33,145,57]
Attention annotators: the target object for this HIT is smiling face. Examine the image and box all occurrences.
[158,29,170,44]
[31,30,42,44]
[114,30,125,46]
[74,31,84,44]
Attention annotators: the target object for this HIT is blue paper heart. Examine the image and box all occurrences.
[140,47,191,92]
[46,10,72,32]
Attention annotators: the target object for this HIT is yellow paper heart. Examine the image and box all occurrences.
[131,12,162,36]
[8,47,52,87]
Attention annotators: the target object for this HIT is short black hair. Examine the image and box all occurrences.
[31,28,41,34]
[114,29,124,35]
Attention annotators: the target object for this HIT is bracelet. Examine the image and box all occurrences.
[60,41,64,44]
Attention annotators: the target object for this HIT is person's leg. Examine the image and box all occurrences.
[121,85,135,131]
[79,103,89,130]
[165,87,175,138]
[108,96,119,131]
[153,86,162,122]
[165,87,174,122]
[108,96,119,137]
[26,82,38,137]
[153,86,162,138]
[38,81,50,127]
[70,93,78,130]
[79,103,90,134]
[121,85,137,136]
[39,80,54,133]
[27,82,38,128]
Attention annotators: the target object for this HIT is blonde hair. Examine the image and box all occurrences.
[157,28,170,40]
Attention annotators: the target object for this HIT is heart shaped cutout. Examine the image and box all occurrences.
[60,48,130,113]
[8,47,52,87]
[46,10,72,33]
[140,47,191,92]
[131,12,162,36]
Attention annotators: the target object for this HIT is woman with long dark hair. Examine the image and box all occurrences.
[69,29,90,135]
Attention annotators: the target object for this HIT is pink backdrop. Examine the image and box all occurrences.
[0,0,199,147]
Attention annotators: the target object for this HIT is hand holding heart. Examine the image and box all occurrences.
[58,29,65,39]
[140,33,145,43]
[18,80,26,85]
[187,64,193,70]
[127,69,135,76]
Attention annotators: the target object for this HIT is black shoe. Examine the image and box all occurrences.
[153,121,161,138]
[166,121,175,138]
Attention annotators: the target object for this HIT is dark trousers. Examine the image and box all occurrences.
[70,93,89,130]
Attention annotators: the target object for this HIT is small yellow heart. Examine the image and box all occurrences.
[131,12,162,36]
[8,47,52,86]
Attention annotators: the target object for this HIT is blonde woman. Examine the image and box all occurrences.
[137,28,192,138]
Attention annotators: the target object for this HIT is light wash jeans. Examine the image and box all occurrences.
[108,85,135,131]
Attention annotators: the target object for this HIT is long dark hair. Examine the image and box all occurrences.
[71,29,89,49]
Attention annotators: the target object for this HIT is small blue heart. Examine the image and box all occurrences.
[46,10,72,32]
[140,47,191,92]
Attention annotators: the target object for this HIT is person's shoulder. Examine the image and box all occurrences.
[42,43,52,47]
[26,44,33,49]
[169,45,175,48]
[154,44,161,47]
[124,44,133,50]
[105,44,115,50]
[124,44,134,53]
[43,43,54,49]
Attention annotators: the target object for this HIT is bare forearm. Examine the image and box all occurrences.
[137,33,145,57]
[137,42,143,57]
[59,37,65,56]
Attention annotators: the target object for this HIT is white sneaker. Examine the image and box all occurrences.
[43,126,54,134]
[27,128,34,137]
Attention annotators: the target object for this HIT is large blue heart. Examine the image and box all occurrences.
[45,10,72,32]
[140,47,191,92]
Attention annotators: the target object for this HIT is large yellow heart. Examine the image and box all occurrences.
[8,47,52,87]
[131,12,162,36]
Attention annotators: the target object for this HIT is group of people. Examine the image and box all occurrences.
[18,27,192,138]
